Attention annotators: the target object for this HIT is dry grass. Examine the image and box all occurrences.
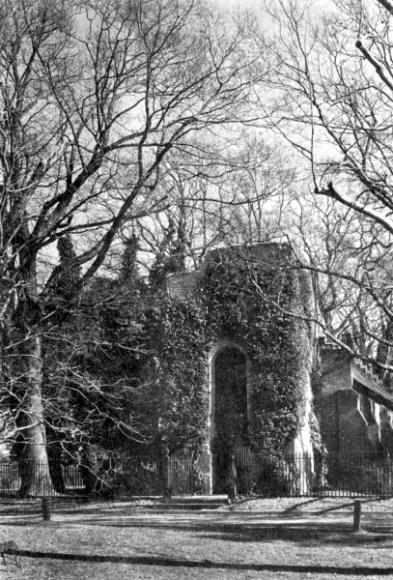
[1,497,393,579]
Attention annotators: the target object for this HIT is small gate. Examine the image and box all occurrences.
[168,449,193,494]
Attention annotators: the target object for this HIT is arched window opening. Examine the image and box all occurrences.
[212,346,247,494]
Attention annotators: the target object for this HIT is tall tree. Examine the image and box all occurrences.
[136,137,294,274]
[263,0,393,366]
[0,0,260,494]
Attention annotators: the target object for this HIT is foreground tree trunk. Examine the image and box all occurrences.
[15,334,54,497]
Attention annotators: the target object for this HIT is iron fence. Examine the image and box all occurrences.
[168,450,194,495]
[0,462,84,497]
[233,451,393,498]
[0,452,393,498]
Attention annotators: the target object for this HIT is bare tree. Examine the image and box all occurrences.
[134,136,296,278]
[0,0,260,494]
[260,0,393,366]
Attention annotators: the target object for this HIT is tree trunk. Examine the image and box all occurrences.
[15,333,54,497]
[47,433,66,494]
[79,446,98,495]
[158,443,170,497]
[47,454,65,494]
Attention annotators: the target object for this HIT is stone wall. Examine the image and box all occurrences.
[319,345,393,457]
[165,242,316,494]
[162,243,393,495]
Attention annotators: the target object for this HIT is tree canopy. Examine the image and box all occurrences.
[0,0,261,494]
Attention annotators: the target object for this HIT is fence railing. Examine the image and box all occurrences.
[1,452,393,498]
[232,451,393,498]
[234,451,393,498]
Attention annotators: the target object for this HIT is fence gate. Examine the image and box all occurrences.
[168,450,193,494]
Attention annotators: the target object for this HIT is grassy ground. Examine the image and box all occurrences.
[1,497,393,579]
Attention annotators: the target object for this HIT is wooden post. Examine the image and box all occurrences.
[353,500,362,532]
[42,497,51,521]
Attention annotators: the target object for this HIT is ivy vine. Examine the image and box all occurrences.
[153,246,317,465]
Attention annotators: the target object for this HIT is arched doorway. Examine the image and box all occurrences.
[212,346,247,494]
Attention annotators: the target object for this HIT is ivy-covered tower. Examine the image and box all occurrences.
[164,242,317,495]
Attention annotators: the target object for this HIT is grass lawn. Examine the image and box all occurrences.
[1,497,393,579]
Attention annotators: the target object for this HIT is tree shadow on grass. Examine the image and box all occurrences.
[4,517,393,548]
[281,497,393,517]
[7,549,393,576]
[282,498,321,514]
[199,522,393,547]
[314,497,390,516]
[93,519,393,546]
